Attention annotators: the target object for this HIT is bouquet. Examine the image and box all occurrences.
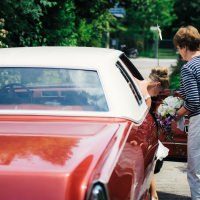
[156,96,183,138]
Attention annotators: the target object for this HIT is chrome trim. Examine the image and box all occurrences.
[162,142,187,145]
[86,182,110,200]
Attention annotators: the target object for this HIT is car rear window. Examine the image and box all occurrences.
[0,67,108,112]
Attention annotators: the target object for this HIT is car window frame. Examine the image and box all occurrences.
[119,54,144,80]
[116,61,143,106]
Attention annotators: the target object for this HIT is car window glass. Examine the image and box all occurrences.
[119,54,144,80]
[116,61,142,105]
[0,67,109,112]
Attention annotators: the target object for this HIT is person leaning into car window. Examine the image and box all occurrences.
[136,66,169,108]
[135,66,169,200]
[173,25,200,200]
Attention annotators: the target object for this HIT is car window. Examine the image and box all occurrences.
[0,67,109,112]
[119,54,144,80]
[116,61,142,105]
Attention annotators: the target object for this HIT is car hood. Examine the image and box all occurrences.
[0,116,130,200]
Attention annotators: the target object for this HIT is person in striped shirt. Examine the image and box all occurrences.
[173,25,200,200]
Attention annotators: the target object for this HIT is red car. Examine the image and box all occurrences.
[0,47,159,200]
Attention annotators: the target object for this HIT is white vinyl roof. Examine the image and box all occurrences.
[0,46,121,68]
[0,47,148,124]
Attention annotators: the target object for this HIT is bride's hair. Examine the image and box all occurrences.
[149,66,169,89]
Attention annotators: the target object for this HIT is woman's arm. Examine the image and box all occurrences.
[176,106,190,119]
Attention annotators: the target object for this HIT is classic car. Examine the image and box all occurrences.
[0,47,159,200]
[154,89,188,161]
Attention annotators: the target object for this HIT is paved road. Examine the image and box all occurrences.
[156,161,191,200]
[130,58,191,200]
[130,57,177,78]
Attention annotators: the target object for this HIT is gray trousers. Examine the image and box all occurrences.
[188,114,200,200]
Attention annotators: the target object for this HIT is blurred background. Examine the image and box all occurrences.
[0,0,199,89]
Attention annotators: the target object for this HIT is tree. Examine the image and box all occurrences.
[0,0,177,49]
[173,0,200,33]
[0,0,116,47]
[114,0,176,51]
[166,0,200,89]
[73,0,116,47]
[0,0,57,46]
[41,0,77,46]
[0,18,8,47]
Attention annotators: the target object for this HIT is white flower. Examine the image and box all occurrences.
[157,96,183,118]
[157,96,183,136]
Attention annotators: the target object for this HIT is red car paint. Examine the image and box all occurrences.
[0,114,157,200]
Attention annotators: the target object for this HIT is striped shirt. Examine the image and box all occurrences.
[180,56,200,118]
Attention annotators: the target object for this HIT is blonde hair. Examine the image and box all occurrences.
[173,25,200,51]
[149,66,169,89]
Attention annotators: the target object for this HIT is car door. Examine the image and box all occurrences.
[118,54,159,199]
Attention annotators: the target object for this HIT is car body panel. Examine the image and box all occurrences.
[0,116,127,200]
[0,115,157,200]
[107,113,158,200]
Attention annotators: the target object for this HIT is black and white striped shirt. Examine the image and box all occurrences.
[180,56,200,118]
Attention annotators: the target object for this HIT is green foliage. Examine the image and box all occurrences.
[42,0,77,46]
[0,0,115,47]
[0,18,8,47]
[1,0,199,50]
[0,69,21,87]
[173,0,200,31]
[169,58,186,90]
[76,12,116,47]
[74,0,116,47]
[116,0,176,50]
[170,73,180,90]
[165,0,200,89]
[0,0,57,46]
